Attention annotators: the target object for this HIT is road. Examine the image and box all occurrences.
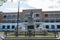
[4,37,60,40]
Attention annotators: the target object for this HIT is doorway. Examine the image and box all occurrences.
[26,25,35,37]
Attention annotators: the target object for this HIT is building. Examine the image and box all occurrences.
[0,9,60,32]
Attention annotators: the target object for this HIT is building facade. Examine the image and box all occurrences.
[0,9,60,32]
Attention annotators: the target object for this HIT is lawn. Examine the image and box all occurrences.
[0,32,4,34]
[7,33,55,37]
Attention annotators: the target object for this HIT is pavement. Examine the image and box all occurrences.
[4,37,60,40]
[57,32,60,39]
[1,32,60,40]
[0,34,5,40]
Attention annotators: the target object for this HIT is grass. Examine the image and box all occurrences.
[47,33,55,36]
[0,32,4,34]
[7,33,55,37]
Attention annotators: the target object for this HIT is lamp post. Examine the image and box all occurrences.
[15,0,20,37]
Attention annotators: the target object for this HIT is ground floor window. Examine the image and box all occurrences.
[51,25,55,29]
[12,25,15,29]
[7,25,10,29]
[36,24,39,28]
[2,25,5,29]
[57,25,60,29]
[45,25,49,29]
[27,25,34,29]
[25,20,28,22]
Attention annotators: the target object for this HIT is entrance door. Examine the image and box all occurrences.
[26,25,35,37]
[27,25,34,30]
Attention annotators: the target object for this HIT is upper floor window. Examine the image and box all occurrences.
[2,20,7,23]
[12,15,17,18]
[35,19,40,22]
[45,14,48,17]
[25,14,30,18]
[50,20,54,22]
[12,20,17,23]
[55,14,59,17]
[19,16,21,19]
[56,19,60,22]
[7,15,11,19]
[45,20,49,22]
[7,20,11,23]
[36,14,39,17]
[56,20,60,22]
[3,15,7,18]
[49,14,54,17]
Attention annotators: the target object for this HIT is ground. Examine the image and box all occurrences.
[7,33,55,37]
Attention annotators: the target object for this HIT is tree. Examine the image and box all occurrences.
[0,0,13,6]
[0,0,7,6]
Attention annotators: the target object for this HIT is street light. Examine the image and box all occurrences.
[15,0,20,37]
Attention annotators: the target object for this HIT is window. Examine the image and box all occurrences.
[2,20,7,23]
[7,15,11,19]
[56,19,60,22]
[7,25,10,29]
[51,25,55,29]
[19,16,21,19]
[7,20,11,23]
[35,19,40,22]
[50,20,54,22]
[45,20,49,22]
[55,14,59,18]
[49,14,54,17]
[36,14,39,17]
[3,15,6,18]
[2,25,5,29]
[56,20,60,22]
[18,20,21,22]
[45,14,48,17]
[28,25,34,29]
[12,25,15,29]
[36,24,39,28]
[12,20,16,23]
[12,15,17,18]
[25,20,28,22]
[45,25,49,29]
[57,25,60,29]
[25,14,30,18]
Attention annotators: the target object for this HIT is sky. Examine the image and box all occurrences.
[0,0,60,12]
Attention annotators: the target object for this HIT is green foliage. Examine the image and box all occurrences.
[0,0,7,6]
[0,0,7,3]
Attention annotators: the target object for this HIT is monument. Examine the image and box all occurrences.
[25,10,35,37]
